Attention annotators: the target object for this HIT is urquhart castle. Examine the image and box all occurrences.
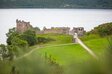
[16,19,85,36]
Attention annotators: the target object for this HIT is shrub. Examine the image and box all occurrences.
[20,30,38,46]
[37,37,54,44]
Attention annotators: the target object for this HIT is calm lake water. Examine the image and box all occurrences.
[0,9,112,44]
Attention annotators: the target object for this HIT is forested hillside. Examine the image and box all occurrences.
[0,0,112,8]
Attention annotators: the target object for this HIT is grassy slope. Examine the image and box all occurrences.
[38,34,73,45]
[9,34,111,74]
[80,34,108,56]
[12,34,93,74]
[14,44,92,74]
[37,34,92,65]
[38,44,92,66]
[1,34,93,74]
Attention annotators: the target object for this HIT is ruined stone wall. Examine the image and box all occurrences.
[16,19,85,36]
[71,27,84,36]
[43,27,70,34]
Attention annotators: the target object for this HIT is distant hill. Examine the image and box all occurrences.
[0,0,112,8]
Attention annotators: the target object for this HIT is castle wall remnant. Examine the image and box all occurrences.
[16,19,32,33]
[42,27,70,34]
[16,19,85,36]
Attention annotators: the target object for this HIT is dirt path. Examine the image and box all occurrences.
[15,43,75,60]
[74,34,98,59]
[15,47,41,60]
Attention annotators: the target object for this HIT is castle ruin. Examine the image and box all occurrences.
[16,19,85,36]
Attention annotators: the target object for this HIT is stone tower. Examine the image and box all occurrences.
[16,19,32,33]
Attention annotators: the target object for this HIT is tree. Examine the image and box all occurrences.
[33,27,40,31]
[0,44,6,54]
[7,45,17,60]
[6,27,19,45]
[6,27,17,38]
[11,37,28,47]
[20,30,38,46]
[0,44,8,60]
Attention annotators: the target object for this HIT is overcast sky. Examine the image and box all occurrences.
[0,9,112,44]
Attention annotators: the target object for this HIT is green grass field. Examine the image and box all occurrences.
[1,34,109,74]
[13,44,92,74]
[12,34,93,74]
[38,44,92,66]
[38,34,73,45]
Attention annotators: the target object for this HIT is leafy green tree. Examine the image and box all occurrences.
[7,45,17,60]
[20,30,38,46]
[6,27,16,37]
[11,37,28,47]
[6,27,19,45]
[33,27,40,32]
[0,44,6,54]
[0,44,7,59]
